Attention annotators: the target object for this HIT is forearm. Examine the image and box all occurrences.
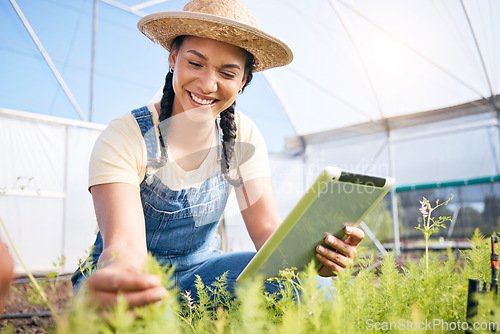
[237,177,282,251]
[252,219,280,250]
[91,183,148,271]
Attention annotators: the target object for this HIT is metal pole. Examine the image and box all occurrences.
[9,0,86,121]
[89,0,99,122]
[360,221,387,255]
[388,131,401,255]
[61,126,69,272]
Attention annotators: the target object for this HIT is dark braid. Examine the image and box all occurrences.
[153,37,186,169]
[219,50,254,186]
[159,71,175,123]
[220,103,240,186]
[150,71,174,169]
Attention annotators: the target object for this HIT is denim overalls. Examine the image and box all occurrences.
[72,106,256,295]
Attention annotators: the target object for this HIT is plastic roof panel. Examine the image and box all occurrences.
[1,0,499,152]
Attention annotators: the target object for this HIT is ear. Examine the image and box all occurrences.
[239,75,248,92]
[169,49,178,71]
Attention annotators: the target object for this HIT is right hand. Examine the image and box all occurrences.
[86,264,167,308]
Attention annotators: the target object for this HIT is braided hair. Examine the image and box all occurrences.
[158,36,254,186]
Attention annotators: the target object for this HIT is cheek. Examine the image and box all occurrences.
[218,92,238,111]
[221,83,241,100]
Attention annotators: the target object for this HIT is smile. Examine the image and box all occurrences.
[190,92,216,105]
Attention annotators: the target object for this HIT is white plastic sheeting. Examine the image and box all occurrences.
[299,102,500,187]
[0,109,103,273]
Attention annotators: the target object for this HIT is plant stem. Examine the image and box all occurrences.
[0,214,59,321]
[425,232,429,276]
[424,210,431,276]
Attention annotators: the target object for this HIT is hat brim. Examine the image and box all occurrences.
[138,11,293,72]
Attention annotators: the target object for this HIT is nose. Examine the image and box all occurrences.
[198,70,218,94]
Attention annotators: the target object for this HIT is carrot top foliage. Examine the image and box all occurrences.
[2,193,499,334]
[17,229,485,334]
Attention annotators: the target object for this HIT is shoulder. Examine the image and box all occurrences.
[102,104,159,141]
[104,110,141,137]
[235,109,256,127]
[89,107,149,189]
[234,110,261,142]
[92,106,150,164]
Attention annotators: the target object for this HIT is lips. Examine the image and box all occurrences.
[189,91,217,105]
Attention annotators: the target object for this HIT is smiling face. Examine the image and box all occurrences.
[169,36,249,120]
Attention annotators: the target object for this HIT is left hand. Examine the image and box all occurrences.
[316,225,364,277]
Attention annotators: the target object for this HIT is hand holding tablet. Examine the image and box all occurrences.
[316,225,365,276]
[237,167,395,282]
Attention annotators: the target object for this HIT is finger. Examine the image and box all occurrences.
[344,226,364,247]
[323,234,357,258]
[316,253,351,277]
[89,286,167,308]
[316,244,352,268]
[87,269,162,292]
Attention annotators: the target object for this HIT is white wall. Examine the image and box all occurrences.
[0,109,103,274]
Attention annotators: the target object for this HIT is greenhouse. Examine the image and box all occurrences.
[1,0,499,332]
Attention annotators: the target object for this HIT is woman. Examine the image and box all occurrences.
[72,0,364,308]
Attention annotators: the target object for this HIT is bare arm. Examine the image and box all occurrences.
[91,183,147,268]
[235,177,281,250]
[85,183,166,307]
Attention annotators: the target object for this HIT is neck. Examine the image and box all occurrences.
[154,101,216,149]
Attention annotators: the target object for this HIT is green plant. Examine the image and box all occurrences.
[4,197,500,333]
[415,195,454,275]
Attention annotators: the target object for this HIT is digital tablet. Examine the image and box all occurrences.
[237,166,395,282]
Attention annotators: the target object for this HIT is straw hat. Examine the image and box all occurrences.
[137,0,293,72]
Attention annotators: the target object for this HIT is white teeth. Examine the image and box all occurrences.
[190,92,215,105]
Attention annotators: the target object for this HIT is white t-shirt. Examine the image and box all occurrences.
[89,103,270,190]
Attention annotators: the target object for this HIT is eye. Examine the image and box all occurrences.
[221,71,236,79]
[188,61,202,67]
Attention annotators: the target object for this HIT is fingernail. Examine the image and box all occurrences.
[345,226,352,234]
[326,235,334,244]
[317,245,324,252]
[147,275,161,287]
[154,287,167,300]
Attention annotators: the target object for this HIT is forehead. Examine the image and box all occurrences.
[178,36,247,63]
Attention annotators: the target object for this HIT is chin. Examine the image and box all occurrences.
[184,106,217,123]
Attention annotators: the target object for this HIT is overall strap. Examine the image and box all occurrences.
[131,107,166,171]
[216,115,223,161]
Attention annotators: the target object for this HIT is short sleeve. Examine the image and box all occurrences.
[234,111,271,182]
[88,112,147,189]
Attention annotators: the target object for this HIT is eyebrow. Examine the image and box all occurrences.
[186,50,242,70]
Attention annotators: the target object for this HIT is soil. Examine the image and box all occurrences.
[0,275,73,334]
